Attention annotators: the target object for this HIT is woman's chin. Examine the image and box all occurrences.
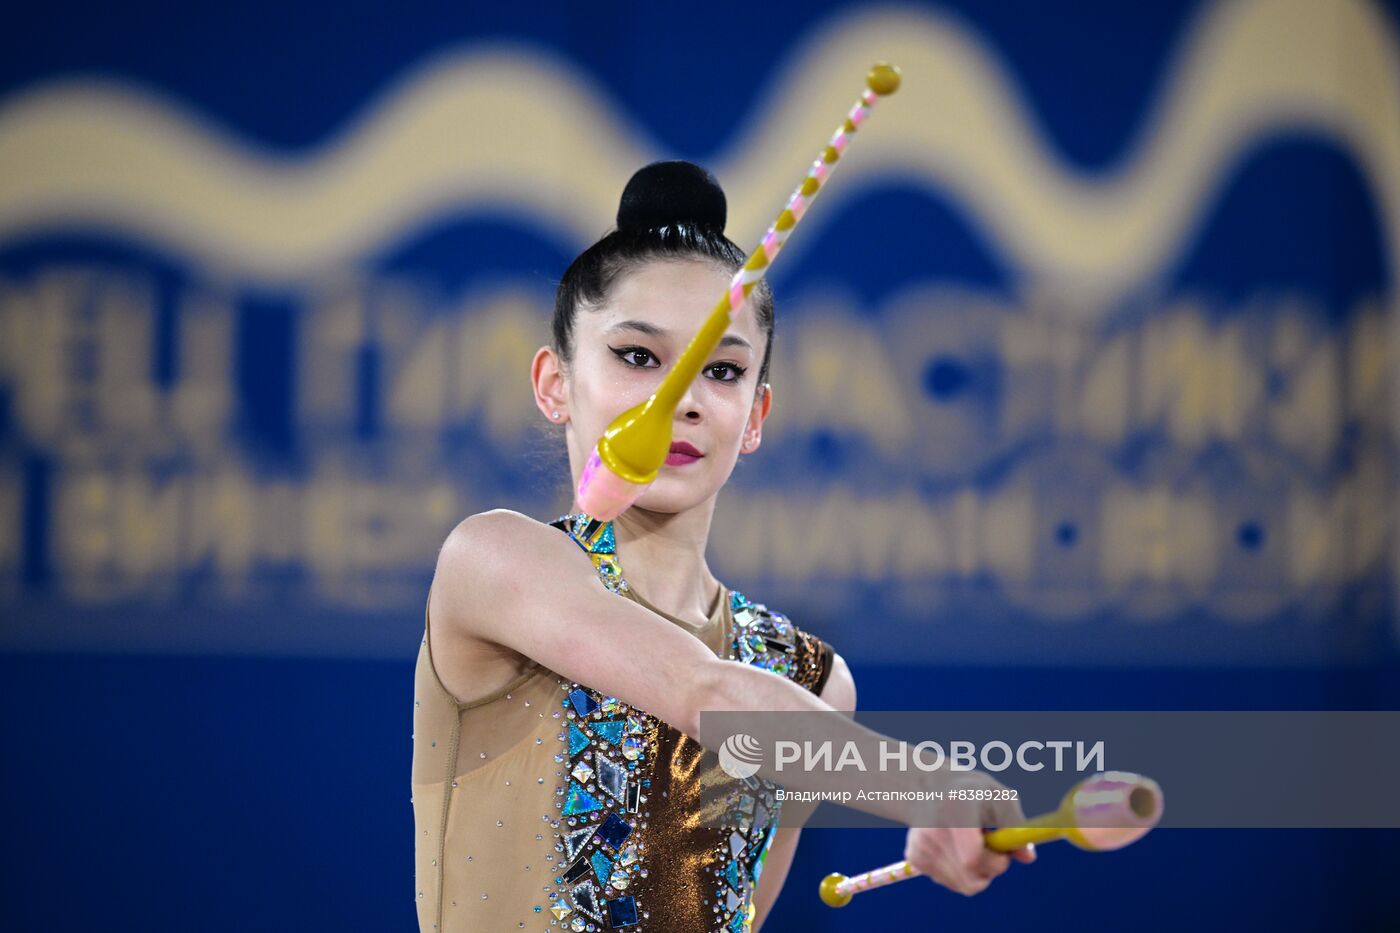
[634,472,723,515]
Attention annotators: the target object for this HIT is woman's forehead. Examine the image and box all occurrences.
[583,259,763,344]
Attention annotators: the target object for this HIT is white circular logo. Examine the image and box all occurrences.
[718,732,763,779]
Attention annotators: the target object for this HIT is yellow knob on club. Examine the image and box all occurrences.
[820,771,1164,907]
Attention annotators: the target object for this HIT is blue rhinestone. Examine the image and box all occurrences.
[592,720,624,745]
[562,782,604,817]
[570,689,599,717]
[590,850,613,886]
[595,811,632,849]
[606,896,638,928]
[568,723,591,757]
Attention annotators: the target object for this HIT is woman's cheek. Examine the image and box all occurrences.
[596,372,654,416]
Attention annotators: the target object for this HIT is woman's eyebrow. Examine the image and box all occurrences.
[607,320,667,338]
[607,319,752,352]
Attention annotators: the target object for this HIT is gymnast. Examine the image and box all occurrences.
[408,150,1036,933]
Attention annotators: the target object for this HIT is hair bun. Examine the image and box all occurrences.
[616,161,727,233]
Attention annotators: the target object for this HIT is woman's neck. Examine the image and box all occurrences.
[603,501,721,627]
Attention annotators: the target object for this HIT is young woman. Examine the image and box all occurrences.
[411,161,1032,932]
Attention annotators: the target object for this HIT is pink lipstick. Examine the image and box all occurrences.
[665,441,704,466]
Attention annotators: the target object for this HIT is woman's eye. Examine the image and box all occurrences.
[610,346,659,368]
[706,362,746,383]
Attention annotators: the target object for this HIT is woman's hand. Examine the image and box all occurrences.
[902,772,1037,896]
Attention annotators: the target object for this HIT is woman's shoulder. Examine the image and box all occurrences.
[446,507,546,542]
[725,588,839,699]
[440,508,565,561]
[433,509,584,601]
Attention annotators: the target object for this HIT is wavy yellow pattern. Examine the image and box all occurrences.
[0,0,1395,304]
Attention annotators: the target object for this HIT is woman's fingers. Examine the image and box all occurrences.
[954,872,991,896]
[904,807,1038,899]
[970,846,1011,880]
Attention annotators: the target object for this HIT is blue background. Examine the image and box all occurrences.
[3,0,1399,929]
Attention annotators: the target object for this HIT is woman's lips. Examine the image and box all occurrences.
[666,441,704,466]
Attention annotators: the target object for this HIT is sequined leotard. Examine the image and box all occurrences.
[412,513,835,932]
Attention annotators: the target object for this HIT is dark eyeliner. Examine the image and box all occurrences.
[708,361,747,382]
[608,344,659,367]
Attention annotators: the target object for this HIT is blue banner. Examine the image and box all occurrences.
[1,0,1396,665]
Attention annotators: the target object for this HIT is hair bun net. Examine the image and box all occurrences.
[616,160,727,233]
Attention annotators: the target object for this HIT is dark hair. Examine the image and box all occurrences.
[552,161,775,385]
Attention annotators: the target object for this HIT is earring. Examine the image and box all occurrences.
[551,411,561,420]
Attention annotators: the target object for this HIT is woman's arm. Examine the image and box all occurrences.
[750,652,856,932]
[432,509,721,736]
[436,509,1022,832]
[434,509,858,750]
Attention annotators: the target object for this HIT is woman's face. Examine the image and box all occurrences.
[542,258,771,516]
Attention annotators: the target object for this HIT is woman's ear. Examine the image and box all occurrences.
[531,345,569,424]
[741,383,772,453]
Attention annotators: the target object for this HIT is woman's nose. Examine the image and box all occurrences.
[677,386,703,421]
